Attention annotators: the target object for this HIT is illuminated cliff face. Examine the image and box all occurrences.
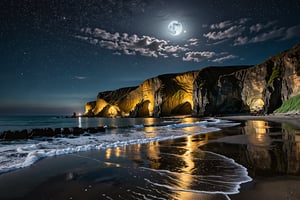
[160,72,198,116]
[84,101,95,115]
[93,99,109,115]
[141,78,161,116]
[241,66,266,112]
[85,72,198,117]
[85,44,300,117]
[112,77,162,117]
[217,43,300,114]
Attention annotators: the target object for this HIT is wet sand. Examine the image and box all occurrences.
[0,118,300,200]
[219,114,300,129]
[216,115,300,200]
[231,176,300,200]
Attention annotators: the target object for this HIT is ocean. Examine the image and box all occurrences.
[0,115,253,199]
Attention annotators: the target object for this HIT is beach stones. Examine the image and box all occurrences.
[0,126,106,140]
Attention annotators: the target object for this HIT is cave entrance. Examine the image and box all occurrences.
[171,101,192,115]
[136,100,151,117]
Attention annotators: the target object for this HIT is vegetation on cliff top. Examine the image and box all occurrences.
[267,64,281,86]
[274,94,300,113]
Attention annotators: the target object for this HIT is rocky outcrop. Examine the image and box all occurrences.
[218,43,300,114]
[0,127,106,140]
[85,71,200,117]
[85,43,300,117]
[192,66,249,116]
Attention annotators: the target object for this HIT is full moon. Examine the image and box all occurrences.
[168,20,183,36]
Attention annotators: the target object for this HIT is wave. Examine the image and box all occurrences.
[0,118,239,174]
[141,151,252,195]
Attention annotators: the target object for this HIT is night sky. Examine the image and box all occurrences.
[1,0,300,115]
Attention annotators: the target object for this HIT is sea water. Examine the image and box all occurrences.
[0,116,251,197]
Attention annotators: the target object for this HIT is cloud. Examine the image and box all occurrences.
[204,18,300,47]
[74,76,87,80]
[283,24,300,40]
[250,21,277,33]
[186,38,199,46]
[211,55,238,63]
[183,51,216,62]
[188,38,198,42]
[238,18,250,24]
[203,18,249,42]
[182,51,237,63]
[203,25,245,40]
[77,27,240,64]
[77,27,189,59]
[98,40,119,49]
[172,53,179,58]
[233,36,249,46]
[93,28,120,41]
[113,52,121,55]
[248,27,285,43]
[210,20,233,29]
[206,39,229,46]
[163,45,189,53]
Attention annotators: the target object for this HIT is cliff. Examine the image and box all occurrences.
[85,43,300,117]
[85,71,201,117]
[218,43,300,114]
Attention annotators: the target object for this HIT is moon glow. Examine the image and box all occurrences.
[168,20,183,36]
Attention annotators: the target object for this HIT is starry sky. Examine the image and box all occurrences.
[1,0,300,115]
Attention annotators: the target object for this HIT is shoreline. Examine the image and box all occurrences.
[230,175,300,200]
[0,117,299,199]
[218,114,300,129]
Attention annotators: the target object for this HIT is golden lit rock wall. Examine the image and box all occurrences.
[117,87,143,115]
[240,65,267,112]
[174,72,197,106]
[93,98,109,115]
[141,78,162,116]
[85,101,95,115]
[160,72,198,115]
[117,77,161,116]
[116,72,198,117]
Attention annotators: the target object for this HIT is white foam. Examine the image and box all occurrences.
[133,124,144,128]
[0,119,239,174]
[141,151,252,195]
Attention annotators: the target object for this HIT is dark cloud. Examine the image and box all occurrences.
[283,24,300,40]
[248,27,285,43]
[249,21,277,33]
